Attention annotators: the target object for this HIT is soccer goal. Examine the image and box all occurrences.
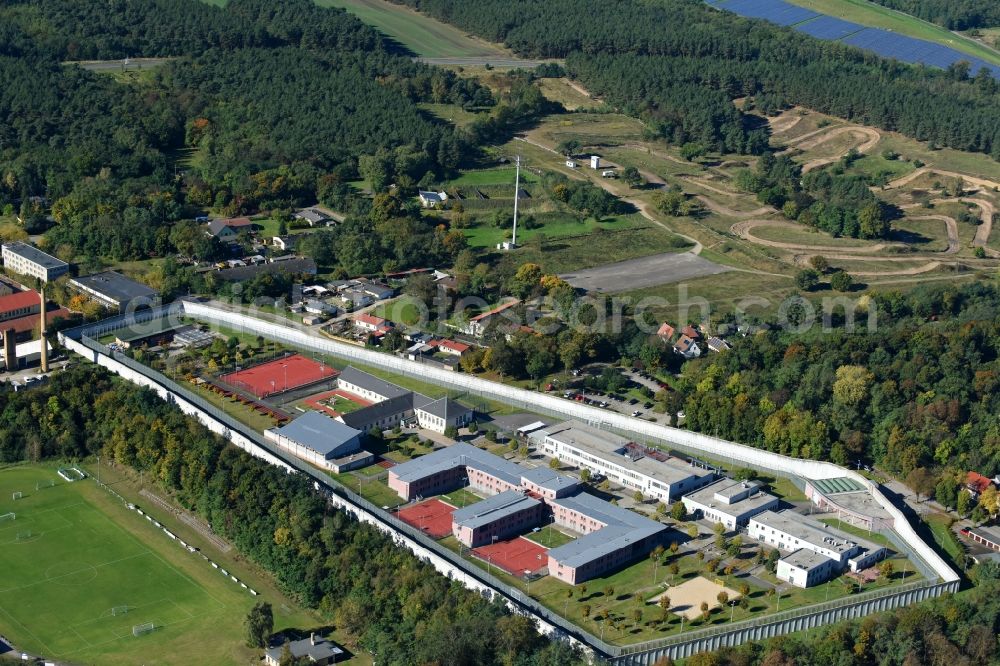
[132,622,155,637]
[0,512,15,523]
[35,479,54,490]
[16,530,32,541]
[11,492,22,500]
[112,605,131,617]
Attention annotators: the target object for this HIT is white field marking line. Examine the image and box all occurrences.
[0,552,148,594]
[0,501,84,534]
[83,478,232,610]
[0,597,60,657]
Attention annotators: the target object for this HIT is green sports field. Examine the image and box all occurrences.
[0,465,276,665]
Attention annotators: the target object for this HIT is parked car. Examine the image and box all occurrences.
[632,410,642,417]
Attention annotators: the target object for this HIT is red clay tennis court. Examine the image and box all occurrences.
[220,354,337,397]
[472,537,548,576]
[397,499,455,539]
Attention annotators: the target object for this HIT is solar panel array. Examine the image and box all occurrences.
[794,15,862,41]
[708,0,1000,79]
[714,0,819,26]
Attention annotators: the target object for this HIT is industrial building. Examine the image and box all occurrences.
[681,478,779,530]
[530,420,714,502]
[264,410,373,473]
[748,510,889,588]
[1,242,69,282]
[69,271,160,313]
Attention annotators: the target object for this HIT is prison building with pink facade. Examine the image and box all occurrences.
[546,492,666,584]
[387,443,578,501]
[388,444,669,583]
[451,490,545,547]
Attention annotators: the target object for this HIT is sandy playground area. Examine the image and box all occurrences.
[649,576,742,621]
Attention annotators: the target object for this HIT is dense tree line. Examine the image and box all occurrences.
[0,0,498,262]
[868,0,1000,30]
[735,152,894,239]
[393,0,1000,159]
[0,366,585,665]
[674,282,1000,495]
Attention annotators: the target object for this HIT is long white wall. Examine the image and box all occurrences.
[177,301,958,584]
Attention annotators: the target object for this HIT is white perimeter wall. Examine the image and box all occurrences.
[178,301,957,584]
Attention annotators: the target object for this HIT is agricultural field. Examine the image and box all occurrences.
[0,464,318,665]
[317,0,511,59]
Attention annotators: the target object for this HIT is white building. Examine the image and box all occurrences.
[590,155,601,169]
[1,242,69,282]
[418,190,448,208]
[530,420,714,502]
[414,396,474,433]
[681,478,779,530]
[748,510,889,587]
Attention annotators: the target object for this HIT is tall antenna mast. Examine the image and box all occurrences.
[511,155,521,247]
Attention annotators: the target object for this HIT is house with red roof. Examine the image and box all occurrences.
[434,339,471,357]
[966,471,994,498]
[656,322,675,341]
[681,325,701,340]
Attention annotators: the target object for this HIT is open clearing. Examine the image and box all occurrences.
[560,252,730,293]
[318,0,515,59]
[0,464,298,665]
[649,577,742,622]
[786,0,1000,66]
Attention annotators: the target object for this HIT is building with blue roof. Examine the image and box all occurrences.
[265,410,373,473]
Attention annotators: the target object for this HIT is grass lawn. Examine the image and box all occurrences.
[439,488,483,509]
[317,0,507,58]
[536,78,599,111]
[418,103,483,128]
[786,0,1000,66]
[444,166,540,187]
[184,381,279,433]
[0,464,317,665]
[622,270,795,321]
[848,154,916,181]
[523,525,576,548]
[461,212,646,248]
[504,224,693,274]
[371,296,424,326]
[749,223,881,249]
[920,512,965,571]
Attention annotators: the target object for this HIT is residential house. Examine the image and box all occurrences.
[206,217,254,240]
[433,339,470,357]
[358,279,395,301]
[418,190,448,208]
[271,236,296,252]
[656,322,675,341]
[353,313,391,335]
[264,634,344,666]
[707,336,732,353]
[463,299,521,338]
[293,208,331,227]
[967,471,994,499]
[673,334,701,359]
[681,325,701,340]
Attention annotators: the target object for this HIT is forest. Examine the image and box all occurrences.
[668,282,1000,515]
[867,0,1000,30]
[0,366,585,666]
[394,0,1000,159]
[0,0,507,264]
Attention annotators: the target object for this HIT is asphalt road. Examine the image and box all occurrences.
[560,252,730,293]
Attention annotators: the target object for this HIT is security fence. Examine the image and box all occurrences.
[59,303,959,663]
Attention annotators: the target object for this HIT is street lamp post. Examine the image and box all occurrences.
[525,570,532,596]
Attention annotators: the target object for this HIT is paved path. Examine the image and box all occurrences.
[560,252,729,293]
